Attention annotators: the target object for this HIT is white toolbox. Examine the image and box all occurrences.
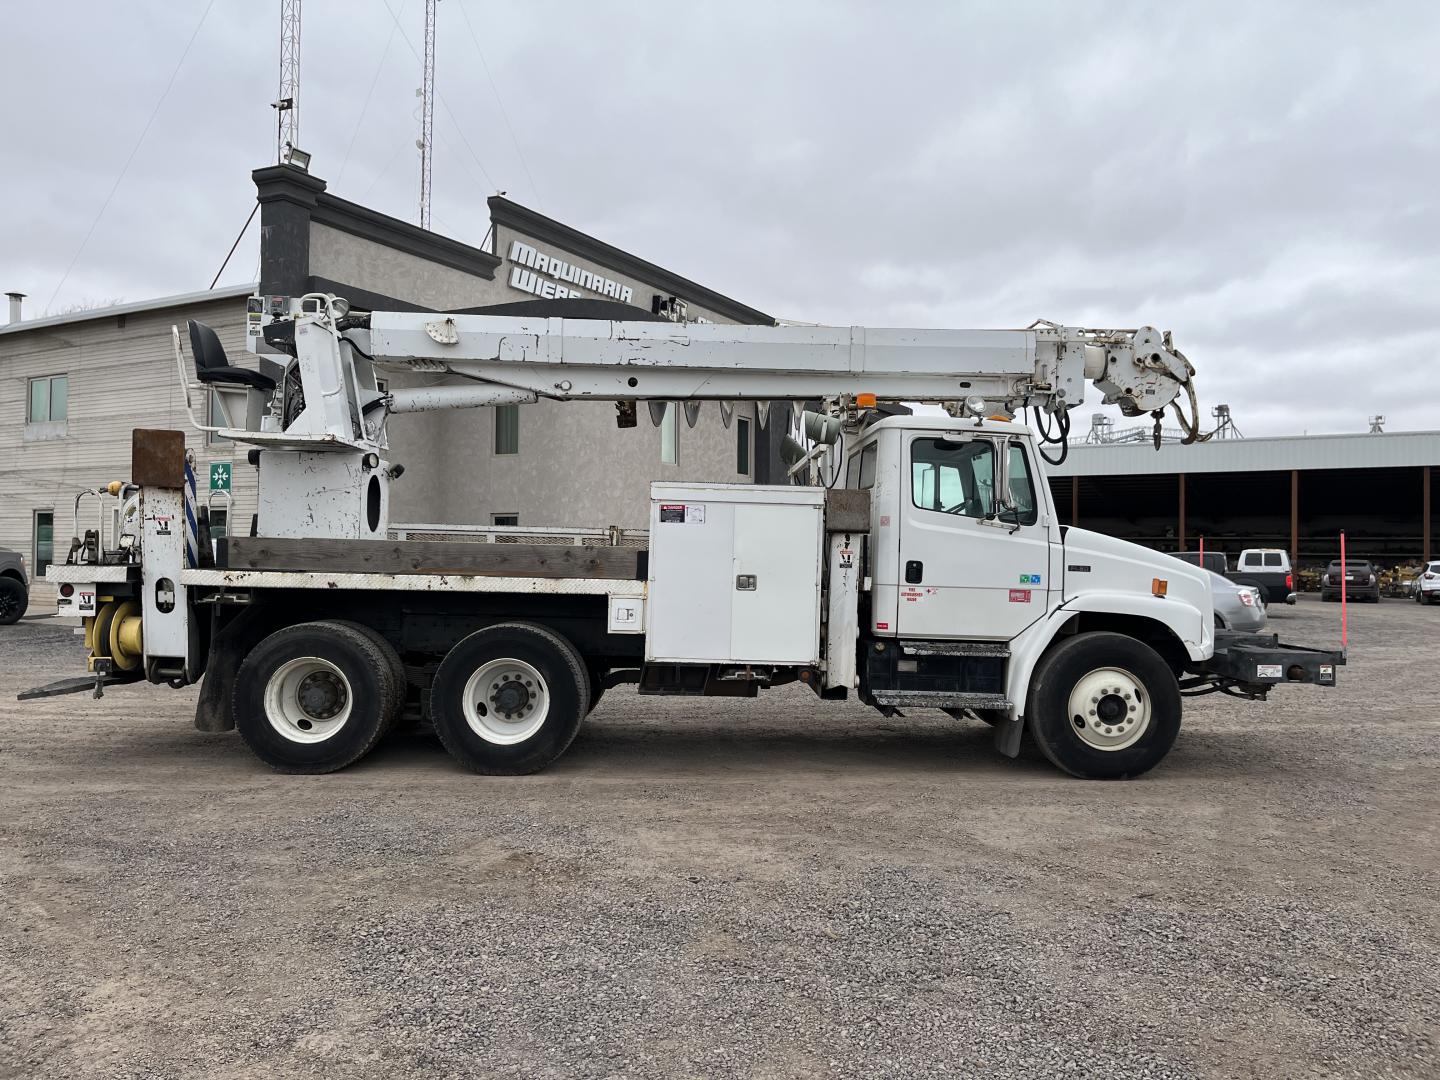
[646,483,825,665]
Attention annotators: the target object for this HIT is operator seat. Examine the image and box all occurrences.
[188,320,276,391]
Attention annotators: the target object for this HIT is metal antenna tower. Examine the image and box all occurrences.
[274,0,302,162]
[417,0,437,229]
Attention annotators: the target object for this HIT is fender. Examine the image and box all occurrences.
[1004,591,1209,718]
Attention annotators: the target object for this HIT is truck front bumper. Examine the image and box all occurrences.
[1190,631,1343,691]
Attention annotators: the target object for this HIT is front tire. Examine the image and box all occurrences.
[233,621,401,773]
[1026,632,1182,780]
[0,578,26,625]
[430,622,590,775]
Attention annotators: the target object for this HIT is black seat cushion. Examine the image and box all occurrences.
[197,366,276,391]
[189,319,276,391]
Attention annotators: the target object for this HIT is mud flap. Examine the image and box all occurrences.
[993,715,1025,758]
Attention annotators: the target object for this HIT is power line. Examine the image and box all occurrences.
[377,0,499,191]
[337,0,409,186]
[46,0,218,313]
[456,0,541,203]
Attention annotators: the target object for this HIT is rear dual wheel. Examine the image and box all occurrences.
[430,622,590,775]
[233,620,406,773]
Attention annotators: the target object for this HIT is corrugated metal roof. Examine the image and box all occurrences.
[1047,430,1440,476]
[0,283,255,337]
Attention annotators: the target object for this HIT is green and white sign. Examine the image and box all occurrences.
[209,462,232,491]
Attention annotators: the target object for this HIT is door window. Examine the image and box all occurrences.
[910,438,995,519]
[34,510,55,573]
[1004,442,1039,526]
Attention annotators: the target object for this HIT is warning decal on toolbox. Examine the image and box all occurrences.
[658,503,706,524]
[1255,664,1283,679]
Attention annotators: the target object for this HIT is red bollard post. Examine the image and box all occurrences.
[1340,530,1348,654]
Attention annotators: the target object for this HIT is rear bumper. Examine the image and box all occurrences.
[1193,631,1343,688]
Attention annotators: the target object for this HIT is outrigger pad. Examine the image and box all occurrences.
[132,429,186,488]
[17,674,132,700]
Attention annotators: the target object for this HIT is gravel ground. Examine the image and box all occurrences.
[1,597,1437,1079]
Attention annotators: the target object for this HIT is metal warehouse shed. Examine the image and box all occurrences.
[1045,431,1440,569]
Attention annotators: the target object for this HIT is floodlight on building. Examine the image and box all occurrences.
[283,144,312,172]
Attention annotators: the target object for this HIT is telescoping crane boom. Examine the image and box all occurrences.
[28,293,1341,784]
[237,295,1206,466]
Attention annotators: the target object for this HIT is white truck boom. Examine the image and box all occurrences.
[27,293,1341,781]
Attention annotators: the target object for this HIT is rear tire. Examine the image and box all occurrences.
[0,577,26,625]
[233,621,400,773]
[329,620,408,731]
[430,622,590,775]
[1026,632,1181,780]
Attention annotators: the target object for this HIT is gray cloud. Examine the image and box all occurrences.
[3,0,1435,436]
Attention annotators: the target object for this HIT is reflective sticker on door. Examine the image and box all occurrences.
[1009,589,1031,603]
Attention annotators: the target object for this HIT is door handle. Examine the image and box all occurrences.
[735,574,757,591]
[905,560,923,584]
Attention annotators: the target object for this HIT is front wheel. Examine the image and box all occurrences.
[430,622,591,775]
[0,578,26,625]
[1026,632,1182,780]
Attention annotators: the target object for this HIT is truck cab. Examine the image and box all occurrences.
[837,417,1216,765]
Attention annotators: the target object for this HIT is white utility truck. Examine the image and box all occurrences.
[24,294,1342,779]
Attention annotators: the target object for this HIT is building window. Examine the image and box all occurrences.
[492,513,519,526]
[494,404,519,455]
[736,416,751,475]
[33,511,55,575]
[207,389,232,444]
[660,403,678,464]
[28,374,68,422]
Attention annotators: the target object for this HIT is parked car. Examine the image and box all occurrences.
[1414,561,1440,606]
[1208,570,1267,632]
[1321,559,1381,603]
[1231,548,1297,607]
[0,547,29,625]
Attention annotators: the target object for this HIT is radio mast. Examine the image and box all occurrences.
[418,0,437,229]
[275,1,302,162]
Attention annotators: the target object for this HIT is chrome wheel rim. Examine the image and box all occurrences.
[1067,666,1151,751]
[263,656,352,744]
[461,658,549,745]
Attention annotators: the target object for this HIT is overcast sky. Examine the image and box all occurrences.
[4,1,1436,436]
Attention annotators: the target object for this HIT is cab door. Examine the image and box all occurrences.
[895,433,1052,641]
